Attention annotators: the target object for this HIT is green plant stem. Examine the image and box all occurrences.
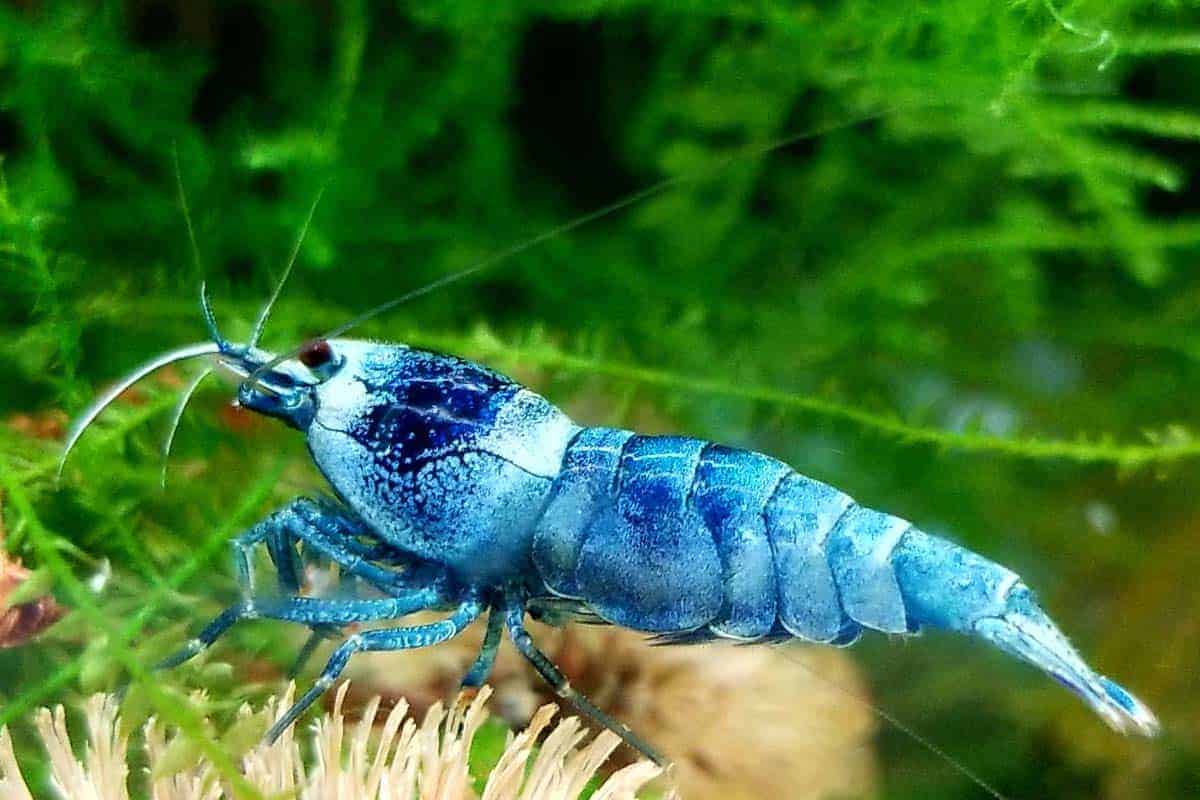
[0,456,283,799]
[408,332,1200,470]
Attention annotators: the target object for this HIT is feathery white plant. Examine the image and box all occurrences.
[0,685,667,800]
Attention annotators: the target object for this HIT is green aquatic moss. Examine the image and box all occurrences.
[2,1,1199,797]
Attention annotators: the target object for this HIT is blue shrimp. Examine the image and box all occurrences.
[60,295,1158,767]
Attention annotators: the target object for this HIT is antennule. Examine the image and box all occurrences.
[160,365,214,489]
[248,187,325,348]
[58,342,222,481]
[200,282,228,352]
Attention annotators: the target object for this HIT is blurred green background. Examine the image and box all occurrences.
[2,1,1199,797]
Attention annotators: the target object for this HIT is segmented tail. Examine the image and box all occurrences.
[532,434,1160,738]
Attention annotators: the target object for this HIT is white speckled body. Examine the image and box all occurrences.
[78,289,1156,757]
[307,341,578,584]
[233,336,1157,739]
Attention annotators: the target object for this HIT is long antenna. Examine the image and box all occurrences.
[774,644,1008,800]
[246,103,907,385]
[311,178,673,338]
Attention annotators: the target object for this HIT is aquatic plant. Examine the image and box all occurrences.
[0,686,665,799]
[3,1,1199,797]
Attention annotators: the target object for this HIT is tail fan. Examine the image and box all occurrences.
[973,584,1159,736]
[891,527,1159,737]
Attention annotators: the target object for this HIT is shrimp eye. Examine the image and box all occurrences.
[298,339,333,369]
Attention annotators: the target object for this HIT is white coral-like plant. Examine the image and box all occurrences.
[0,685,667,800]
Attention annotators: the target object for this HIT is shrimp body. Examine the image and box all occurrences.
[72,332,1157,764]
[298,340,1157,741]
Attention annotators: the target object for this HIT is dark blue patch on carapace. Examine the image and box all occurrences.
[352,348,515,475]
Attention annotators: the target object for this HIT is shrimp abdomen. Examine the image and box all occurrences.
[530,428,1157,737]
[532,429,725,632]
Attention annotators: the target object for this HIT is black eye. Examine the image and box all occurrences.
[298,339,333,369]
